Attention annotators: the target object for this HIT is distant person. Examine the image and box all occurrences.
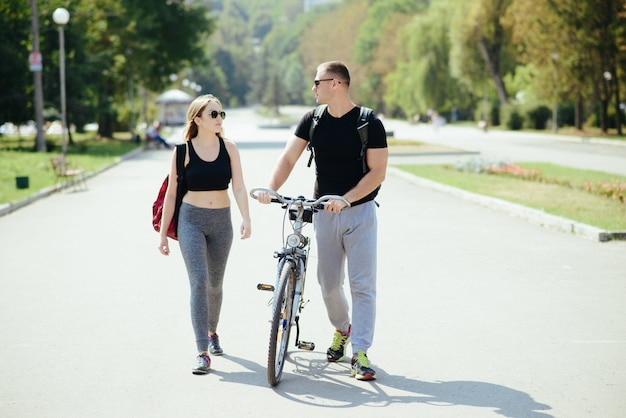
[157,94,252,375]
[255,61,388,381]
[146,121,172,149]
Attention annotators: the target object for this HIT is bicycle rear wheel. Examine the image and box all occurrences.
[267,260,295,386]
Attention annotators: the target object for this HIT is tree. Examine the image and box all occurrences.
[463,0,515,105]
[353,0,427,110]
[0,1,34,127]
[299,0,369,104]
[33,0,213,138]
[385,0,475,119]
[507,0,625,133]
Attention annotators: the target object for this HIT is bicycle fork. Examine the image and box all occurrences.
[257,255,315,351]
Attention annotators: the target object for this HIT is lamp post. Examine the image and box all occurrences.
[53,8,70,155]
[551,52,559,133]
[603,71,612,134]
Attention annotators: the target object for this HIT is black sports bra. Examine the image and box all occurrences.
[184,137,231,191]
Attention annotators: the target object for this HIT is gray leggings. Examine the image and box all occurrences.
[178,203,233,352]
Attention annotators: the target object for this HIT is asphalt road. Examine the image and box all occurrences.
[1,107,625,417]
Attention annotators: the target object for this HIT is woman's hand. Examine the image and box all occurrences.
[240,220,251,240]
[158,236,170,255]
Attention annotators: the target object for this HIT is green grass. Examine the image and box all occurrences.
[1,133,141,205]
[395,162,626,231]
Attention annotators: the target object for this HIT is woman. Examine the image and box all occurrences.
[158,94,251,375]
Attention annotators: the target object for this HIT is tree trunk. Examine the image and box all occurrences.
[575,95,583,130]
[600,99,608,133]
[477,39,508,105]
[98,113,114,138]
[29,0,46,152]
[614,76,622,135]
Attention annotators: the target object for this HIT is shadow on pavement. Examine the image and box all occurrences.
[217,352,553,417]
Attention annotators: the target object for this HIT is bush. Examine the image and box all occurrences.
[527,105,552,130]
[490,100,500,126]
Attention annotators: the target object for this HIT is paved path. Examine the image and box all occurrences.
[1,109,625,417]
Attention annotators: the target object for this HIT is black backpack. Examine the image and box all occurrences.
[307,104,374,173]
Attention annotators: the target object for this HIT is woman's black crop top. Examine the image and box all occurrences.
[184,137,231,191]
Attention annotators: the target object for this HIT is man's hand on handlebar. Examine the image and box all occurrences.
[324,198,349,214]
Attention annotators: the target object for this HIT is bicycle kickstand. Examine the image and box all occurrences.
[294,316,315,351]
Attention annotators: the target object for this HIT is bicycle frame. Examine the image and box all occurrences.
[251,187,350,386]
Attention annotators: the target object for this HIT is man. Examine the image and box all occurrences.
[146,121,172,149]
[258,61,388,381]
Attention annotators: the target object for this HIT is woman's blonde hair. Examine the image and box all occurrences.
[183,94,224,141]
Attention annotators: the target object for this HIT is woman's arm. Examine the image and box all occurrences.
[226,140,251,239]
[158,146,180,255]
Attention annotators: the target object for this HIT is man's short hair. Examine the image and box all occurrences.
[318,61,350,86]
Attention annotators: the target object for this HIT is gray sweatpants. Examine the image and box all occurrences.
[177,203,233,352]
[314,200,377,356]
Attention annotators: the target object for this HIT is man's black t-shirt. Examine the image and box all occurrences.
[294,106,387,206]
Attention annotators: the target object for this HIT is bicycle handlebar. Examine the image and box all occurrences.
[249,187,351,209]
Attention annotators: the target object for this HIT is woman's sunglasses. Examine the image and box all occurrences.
[207,110,226,119]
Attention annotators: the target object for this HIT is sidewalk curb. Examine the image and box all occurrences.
[0,147,145,218]
[388,166,615,242]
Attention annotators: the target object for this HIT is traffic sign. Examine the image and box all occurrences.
[29,51,42,72]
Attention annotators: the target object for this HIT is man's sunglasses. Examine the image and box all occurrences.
[313,78,336,87]
[207,110,226,119]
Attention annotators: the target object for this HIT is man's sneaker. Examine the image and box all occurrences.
[209,334,223,356]
[192,352,211,375]
[327,327,350,362]
[351,350,376,381]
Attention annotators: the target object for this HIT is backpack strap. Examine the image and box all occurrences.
[357,106,373,173]
[307,105,373,173]
[173,143,187,236]
[307,104,327,168]
[175,143,185,182]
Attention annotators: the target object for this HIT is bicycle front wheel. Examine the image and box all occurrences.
[267,259,295,386]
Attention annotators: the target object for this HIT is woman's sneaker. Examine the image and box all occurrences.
[209,334,223,356]
[192,352,211,375]
[327,327,350,362]
[351,350,376,381]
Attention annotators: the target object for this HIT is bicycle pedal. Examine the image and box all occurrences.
[297,341,315,351]
[257,283,274,291]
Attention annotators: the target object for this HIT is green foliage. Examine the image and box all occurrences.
[506,0,626,132]
[501,103,524,130]
[7,0,214,139]
[526,105,552,130]
[385,0,476,119]
[4,0,625,137]
[0,0,33,124]
[353,0,427,65]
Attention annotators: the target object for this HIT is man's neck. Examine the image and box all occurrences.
[325,98,356,118]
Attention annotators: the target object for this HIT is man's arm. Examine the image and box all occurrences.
[325,147,388,213]
[257,135,308,204]
[267,135,308,191]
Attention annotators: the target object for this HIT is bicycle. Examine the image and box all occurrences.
[250,187,350,386]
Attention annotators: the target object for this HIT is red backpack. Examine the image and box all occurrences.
[152,143,186,240]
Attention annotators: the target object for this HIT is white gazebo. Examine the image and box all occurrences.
[155,89,194,125]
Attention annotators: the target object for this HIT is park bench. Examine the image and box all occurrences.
[50,155,86,191]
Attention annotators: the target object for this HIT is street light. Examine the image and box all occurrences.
[53,7,70,155]
[551,52,559,133]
